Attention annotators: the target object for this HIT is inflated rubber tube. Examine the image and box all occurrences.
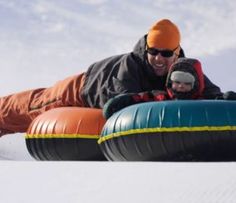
[26,107,106,161]
[98,100,236,161]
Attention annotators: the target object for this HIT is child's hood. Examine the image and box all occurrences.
[166,58,205,99]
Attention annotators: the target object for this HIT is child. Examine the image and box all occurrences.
[103,58,204,119]
[170,71,195,93]
[165,57,204,100]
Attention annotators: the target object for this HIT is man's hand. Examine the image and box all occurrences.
[223,91,236,100]
[103,93,138,119]
[103,90,168,119]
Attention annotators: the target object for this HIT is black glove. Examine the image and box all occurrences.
[223,91,236,100]
[103,90,168,119]
[103,93,139,119]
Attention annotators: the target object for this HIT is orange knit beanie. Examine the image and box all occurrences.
[147,19,181,50]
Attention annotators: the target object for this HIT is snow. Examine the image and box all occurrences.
[1,161,236,203]
[1,135,236,202]
[0,134,33,161]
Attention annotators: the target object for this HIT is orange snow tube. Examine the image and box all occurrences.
[25,107,106,160]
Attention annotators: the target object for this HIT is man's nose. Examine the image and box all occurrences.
[154,53,163,60]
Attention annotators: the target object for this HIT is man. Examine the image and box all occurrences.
[102,57,205,119]
[0,19,222,136]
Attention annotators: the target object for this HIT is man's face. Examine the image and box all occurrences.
[147,49,178,76]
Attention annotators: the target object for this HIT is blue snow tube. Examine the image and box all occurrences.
[98,100,236,161]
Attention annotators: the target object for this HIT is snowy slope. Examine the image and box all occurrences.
[1,161,236,203]
[1,136,236,203]
[0,134,34,161]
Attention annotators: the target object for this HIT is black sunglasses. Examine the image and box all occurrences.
[146,46,178,57]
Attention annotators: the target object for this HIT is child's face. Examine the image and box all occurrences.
[171,81,192,92]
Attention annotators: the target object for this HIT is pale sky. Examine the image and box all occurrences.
[0,0,236,95]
